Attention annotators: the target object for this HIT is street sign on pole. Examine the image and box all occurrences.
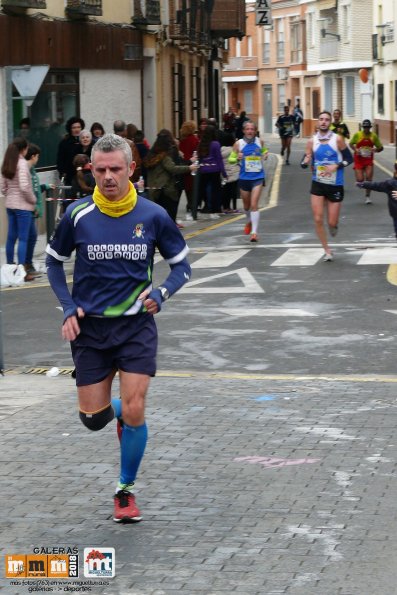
[255,0,272,26]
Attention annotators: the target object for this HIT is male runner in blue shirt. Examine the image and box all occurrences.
[46,134,191,523]
[301,111,352,261]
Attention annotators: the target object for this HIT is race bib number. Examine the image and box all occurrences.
[316,165,337,185]
[358,146,372,158]
[245,156,262,172]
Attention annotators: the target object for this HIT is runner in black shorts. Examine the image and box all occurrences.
[46,134,191,523]
[311,180,344,203]
[301,111,352,261]
[275,105,295,165]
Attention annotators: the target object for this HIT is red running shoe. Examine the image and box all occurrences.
[250,233,258,243]
[113,490,142,523]
[244,222,252,235]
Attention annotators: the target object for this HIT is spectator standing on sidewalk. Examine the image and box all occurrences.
[1,137,37,281]
[144,132,197,222]
[197,124,227,218]
[25,143,53,277]
[56,117,85,193]
[45,134,192,524]
[221,133,240,212]
[179,120,199,219]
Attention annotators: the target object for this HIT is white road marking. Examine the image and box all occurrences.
[191,249,249,268]
[218,308,317,317]
[271,248,324,266]
[181,267,264,294]
[357,247,397,265]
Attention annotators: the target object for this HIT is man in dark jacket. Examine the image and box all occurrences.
[56,117,85,187]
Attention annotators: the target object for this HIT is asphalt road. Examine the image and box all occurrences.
[2,138,397,376]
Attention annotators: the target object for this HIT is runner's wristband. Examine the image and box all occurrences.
[300,154,309,169]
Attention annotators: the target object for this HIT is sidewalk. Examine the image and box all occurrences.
[1,372,397,594]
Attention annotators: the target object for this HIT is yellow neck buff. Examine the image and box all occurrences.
[93,181,137,217]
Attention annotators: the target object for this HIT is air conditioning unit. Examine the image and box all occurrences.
[276,68,289,80]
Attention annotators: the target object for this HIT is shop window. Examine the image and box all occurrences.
[13,70,79,169]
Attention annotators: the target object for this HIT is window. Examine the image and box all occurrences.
[307,11,315,47]
[278,84,286,111]
[345,76,355,116]
[12,70,79,169]
[290,16,302,63]
[378,83,384,114]
[276,19,285,62]
[262,28,270,64]
[244,90,253,114]
[236,38,241,58]
[324,77,333,112]
[247,36,252,57]
[342,4,351,43]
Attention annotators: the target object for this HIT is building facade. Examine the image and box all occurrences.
[372,0,397,143]
[223,0,381,140]
[0,0,245,241]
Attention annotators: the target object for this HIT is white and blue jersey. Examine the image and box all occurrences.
[238,138,265,181]
[312,133,343,186]
[46,196,190,317]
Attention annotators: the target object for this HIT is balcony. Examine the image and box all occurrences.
[169,22,189,42]
[211,0,245,40]
[66,0,102,17]
[132,0,161,26]
[320,38,338,60]
[1,0,46,12]
[223,56,258,71]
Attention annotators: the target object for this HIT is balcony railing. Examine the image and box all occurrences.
[132,0,161,25]
[66,0,102,16]
[224,56,258,70]
[320,38,338,60]
[291,48,303,64]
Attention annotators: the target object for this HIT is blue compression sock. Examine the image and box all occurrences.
[111,398,122,418]
[119,422,148,485]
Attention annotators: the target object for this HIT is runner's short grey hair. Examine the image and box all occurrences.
[91,133,132,165]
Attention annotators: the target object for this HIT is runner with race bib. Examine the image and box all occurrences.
[301,111,352,262]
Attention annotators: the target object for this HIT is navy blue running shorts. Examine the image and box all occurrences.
[71,314,158,386]
[311,180,344,202]
[238,178,264,192]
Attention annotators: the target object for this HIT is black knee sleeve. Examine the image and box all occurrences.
[79,404,115,431]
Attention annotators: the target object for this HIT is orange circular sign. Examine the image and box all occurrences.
[359,68,369,83]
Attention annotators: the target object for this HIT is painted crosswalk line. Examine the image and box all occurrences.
[357,247,397,265]
[181,267,264,294]
[271,248,325,266]
[218,308,317,317]
[191,249,249,269]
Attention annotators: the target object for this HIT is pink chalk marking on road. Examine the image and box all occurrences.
[234,456,321,468]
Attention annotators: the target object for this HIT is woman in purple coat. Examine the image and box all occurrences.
[197,125,227,218]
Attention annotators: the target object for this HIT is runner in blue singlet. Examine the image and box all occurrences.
[229,121,268,243]
[301,111,352,262]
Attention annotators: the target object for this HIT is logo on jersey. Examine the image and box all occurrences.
[133,224,145,239]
